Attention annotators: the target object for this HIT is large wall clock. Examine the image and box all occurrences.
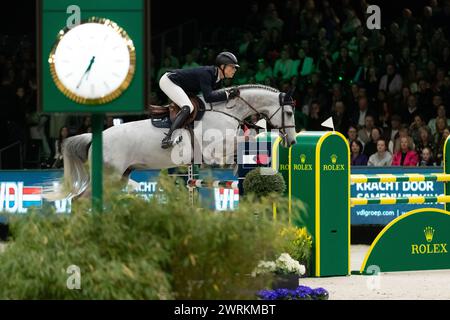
[48,17,136,105]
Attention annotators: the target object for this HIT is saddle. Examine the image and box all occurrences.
[148,96,206,129]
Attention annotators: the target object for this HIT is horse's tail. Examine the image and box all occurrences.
[43,133,92,201]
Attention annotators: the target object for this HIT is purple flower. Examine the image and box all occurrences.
[257,285,328,300]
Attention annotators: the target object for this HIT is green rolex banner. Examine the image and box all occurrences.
[361,209,450,273]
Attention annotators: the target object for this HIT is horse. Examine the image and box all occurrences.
[44,84,297,200]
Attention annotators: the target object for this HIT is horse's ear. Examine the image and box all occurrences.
[285,87,295,99]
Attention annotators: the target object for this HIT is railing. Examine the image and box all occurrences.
[0,141,23,169]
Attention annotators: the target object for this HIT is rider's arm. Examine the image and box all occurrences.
[199,74,227,103]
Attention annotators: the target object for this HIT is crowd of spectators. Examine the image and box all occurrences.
[1,0,450,169]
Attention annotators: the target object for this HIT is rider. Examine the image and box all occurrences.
[159,52,240,149]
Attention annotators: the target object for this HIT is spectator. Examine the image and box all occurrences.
[350,140,368,166]
[182,53,200,69]
[433,116,448,146]
[379,64,403,98]
[78,116,92,135]
[292,48,314,78]
[263,8,284,33]
[273,49,294,80]
[384,114,402,145]
[254,59,273,84]
[378,101,393,129]
[409,114,427,143]
[401,94,421,125]
[358,114,376,145]
[352,96,374,129]
[420,147,437,166]
[415,126,435,160]
[306,100,326,131]
[391,136,419,166]
[331,100,350,135]
[436,128,450,165]
[428,105,450,135]
[342,9,362,37]
[363,127,383,158]
[333,46,355,84]
[367,139,393,166]
[347,125,365,147]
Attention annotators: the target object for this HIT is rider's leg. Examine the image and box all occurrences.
[159,73,194,148]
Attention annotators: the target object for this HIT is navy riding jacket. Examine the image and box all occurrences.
[167,66,227,103]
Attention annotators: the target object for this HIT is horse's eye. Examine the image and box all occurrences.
[286,111,293,117]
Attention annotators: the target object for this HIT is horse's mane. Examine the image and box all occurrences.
[221,84,280,93]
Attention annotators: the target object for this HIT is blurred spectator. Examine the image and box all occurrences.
[342,9,362,37]
[182,53,200,69]
[428,105,450,135]
[364,127,383,158]
[415,125,435,158]
[358,114,376,145]
[436,127,450,165]
[409,114,427,143]
[306,100,326,131]
[391,136,419,166]
[263,8,284,33]
[367,139,393,166]
[254,59,273,84]
[420,146,437,166]
[384,114,402,146]
[379,64,403,98]
[350,140,368,166]
[347,125,365,147]
[78,116,92,135]
[245,2,263,33]
[273,49,294,81]
[352,96,374,129]
[401,94,421,125]
[331,100,350,135]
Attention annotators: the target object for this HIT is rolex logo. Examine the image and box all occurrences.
[424,226,435,242]
[331,154,337,164]
[300,154,306,164]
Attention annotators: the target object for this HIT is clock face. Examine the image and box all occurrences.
[49,18,136,105]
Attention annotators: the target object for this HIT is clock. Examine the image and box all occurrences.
[48,17,136,105]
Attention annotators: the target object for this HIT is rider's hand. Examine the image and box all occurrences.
[227,88,240,100]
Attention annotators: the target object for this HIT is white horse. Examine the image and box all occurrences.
[44,84,297,200]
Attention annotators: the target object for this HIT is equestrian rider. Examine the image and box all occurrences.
[159,52,240,149]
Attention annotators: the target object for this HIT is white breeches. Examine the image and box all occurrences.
[159,73,194,113]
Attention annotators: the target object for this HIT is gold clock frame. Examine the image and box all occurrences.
[48,17,136,105]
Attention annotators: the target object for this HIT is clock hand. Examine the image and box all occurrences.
[76,56,96,89]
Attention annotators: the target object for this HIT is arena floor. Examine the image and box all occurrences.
[299,245,450,300]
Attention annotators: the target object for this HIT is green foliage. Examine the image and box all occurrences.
[0,175,291,299]
[280,226,313,270]
[243,168,286,198]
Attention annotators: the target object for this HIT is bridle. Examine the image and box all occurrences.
[236,92,295,140]
[208,91,295,140]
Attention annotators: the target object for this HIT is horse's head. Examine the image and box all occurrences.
[235,85,297,147]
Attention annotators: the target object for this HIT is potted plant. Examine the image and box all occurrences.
[252,253,306,289]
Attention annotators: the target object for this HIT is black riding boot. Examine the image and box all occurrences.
[161,106,191,149]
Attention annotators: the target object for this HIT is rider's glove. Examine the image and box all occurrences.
[227,87,240,100]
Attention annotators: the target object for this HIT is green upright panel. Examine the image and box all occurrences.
[445,137,450,211]
[271,135,290,221]
[291,131,350,277]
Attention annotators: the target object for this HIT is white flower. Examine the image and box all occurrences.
[252,253,306,277]
[275,253,306,276]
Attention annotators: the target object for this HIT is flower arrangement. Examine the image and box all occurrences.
[280,226,312,266]
[257,286,329,300]
[252,253,306,276]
